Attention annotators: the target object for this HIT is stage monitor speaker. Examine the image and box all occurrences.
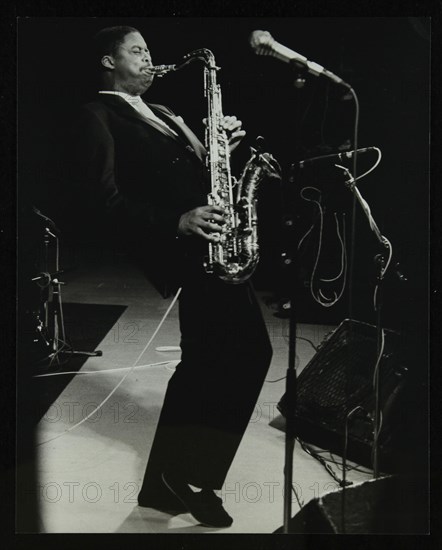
[276,319,406,468]
[273,475,428,534]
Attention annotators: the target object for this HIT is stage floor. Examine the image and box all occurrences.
[33,259,374,533]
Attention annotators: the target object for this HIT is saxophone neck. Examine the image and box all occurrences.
[147,49,218,77]
[183,48,218,69]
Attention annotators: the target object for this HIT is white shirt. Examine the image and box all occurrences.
[98,91,178,136]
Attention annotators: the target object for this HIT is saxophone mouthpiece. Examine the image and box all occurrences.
[146,64,177,77]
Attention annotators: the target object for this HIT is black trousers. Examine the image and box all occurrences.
[138,274,272,505]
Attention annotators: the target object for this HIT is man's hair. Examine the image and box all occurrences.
[93,26,140,70]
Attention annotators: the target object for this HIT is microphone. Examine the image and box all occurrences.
[298,147,376,168]
[32,206,61,235]
[249,30,351,89]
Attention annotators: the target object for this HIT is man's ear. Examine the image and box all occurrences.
[101,55,115,70]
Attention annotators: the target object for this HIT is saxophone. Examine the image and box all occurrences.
[150,49,281,283]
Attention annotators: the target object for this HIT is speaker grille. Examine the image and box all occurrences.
[278,319,404,464]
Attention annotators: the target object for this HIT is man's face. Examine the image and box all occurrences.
[109,31,154,95]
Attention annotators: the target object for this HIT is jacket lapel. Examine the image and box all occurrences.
[99,94,180,142]
[149,104,207,163]
[99,95,206,162]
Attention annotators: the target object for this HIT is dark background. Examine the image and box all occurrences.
[18,17,430,327]
[14,15,433,540]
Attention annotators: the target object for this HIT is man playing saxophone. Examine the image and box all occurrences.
[64,26,274,528]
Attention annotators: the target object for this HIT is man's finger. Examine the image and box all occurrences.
[229,130,246,141]
[206,205,226,215]
[225,119,241,128]
[201,221,224,233]
[222,117,241,130]
[202,212,225,224]
[196,227,220,243]
[223,115,237,123]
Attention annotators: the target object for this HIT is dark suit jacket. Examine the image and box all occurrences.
[61,94,209,296]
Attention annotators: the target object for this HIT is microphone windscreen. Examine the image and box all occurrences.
[249,30,272,50]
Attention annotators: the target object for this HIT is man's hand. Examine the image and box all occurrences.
[178,205,226,242]
[221,115,246,152]
[203,115,246,153]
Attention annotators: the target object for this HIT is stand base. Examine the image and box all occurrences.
[31,347,103,368]
[66,350,103,357]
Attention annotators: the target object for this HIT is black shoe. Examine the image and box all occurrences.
[137,494,188,514]
[162,471,233,528]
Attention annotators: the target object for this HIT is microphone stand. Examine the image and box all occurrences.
[275,57,354,533]
[281,166,301,534]
[32,210,103,366]
[283,263,298,532]
[336,167,391,478]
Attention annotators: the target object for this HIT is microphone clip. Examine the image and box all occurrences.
[291,63,308,88]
